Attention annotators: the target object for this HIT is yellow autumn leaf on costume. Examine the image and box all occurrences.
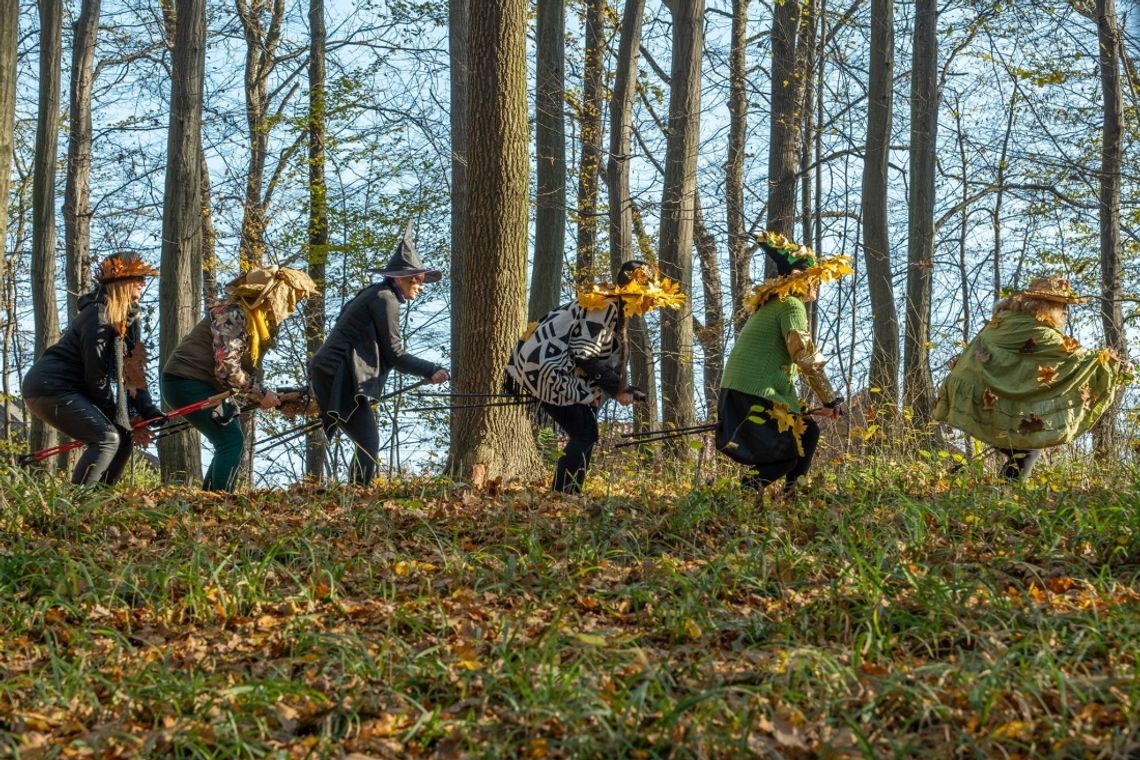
[1097,348,1117,368]
[791,415,808,457]
[982,387,998,411]
[577,288,611,312]
[1061,335,1081,353]
[576,277,686,316]
[767,402,796,433]
[743,255,854,314]
[1036,365,1058,385]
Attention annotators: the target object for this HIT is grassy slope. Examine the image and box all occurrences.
[0,458,1138,758]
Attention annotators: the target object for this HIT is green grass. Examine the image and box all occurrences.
[0,455,1138,758]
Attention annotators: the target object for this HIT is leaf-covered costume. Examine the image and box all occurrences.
[933,311,1125,449]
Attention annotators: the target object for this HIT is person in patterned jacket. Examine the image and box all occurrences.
[507,260,684,494]
[717,233,849,496]
[22,252,163,485]
[161,266,317,491]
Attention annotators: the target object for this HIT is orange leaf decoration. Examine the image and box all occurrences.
[1018,415,1046,434]
[982,387,998,411]
[1061,336,1081,353]
[1019,338,1038,354]
[1036,365,1058,385]
[1080,385,1095,409]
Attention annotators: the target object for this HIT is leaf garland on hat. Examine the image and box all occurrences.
[742,255,854,314]
[577,277,686,316]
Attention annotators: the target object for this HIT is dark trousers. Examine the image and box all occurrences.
[161,375,245,491]
[716,389,821,493]
[1002,449,1041,480]
[24,393,133,485]
[541,402,598,494]
[310,366,380,485]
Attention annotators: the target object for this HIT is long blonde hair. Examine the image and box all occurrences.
[993,294,1066,330]
[103,279,137,336]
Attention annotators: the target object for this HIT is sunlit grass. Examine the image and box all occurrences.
[0,453,1138,756]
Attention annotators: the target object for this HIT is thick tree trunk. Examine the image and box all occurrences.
[903,0,937,427]
[766,0,812,236]
[862,0,900,409]
[63,0,100,318]
[304,0,328,479]
[529,0,566,322]
[158,0,207,484]
[1093,0,1126,451]
[657,0,703,437]
[726,0,750,333]
[448,0,541,485]
[574,0,606,284]
[606,0,655,431]
[31,0,64,469]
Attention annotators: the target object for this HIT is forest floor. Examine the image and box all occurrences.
[1,451,1139,758]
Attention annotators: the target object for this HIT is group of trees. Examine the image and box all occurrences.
[1,0,1138,484]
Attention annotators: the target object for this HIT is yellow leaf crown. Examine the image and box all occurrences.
[743,255,854,314]
[576,273,687,317]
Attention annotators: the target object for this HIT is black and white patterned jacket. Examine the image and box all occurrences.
[507,300,624,406]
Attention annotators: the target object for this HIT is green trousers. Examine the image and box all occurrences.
[161,375,244,492]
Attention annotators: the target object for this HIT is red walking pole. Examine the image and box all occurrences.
[19,390,233,466]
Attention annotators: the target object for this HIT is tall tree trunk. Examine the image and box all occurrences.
[200,150,217,307]
[158,0,207,484]
[0,0,16,446]
[606,0,655,431]
[448,0,468,460]
[862,0,900,409]
[63,0,100,318]
[304,0,328,479]
[529,0,567,321]
[30,0,64,470]
[903,0,937,428]
[658,0,703,436]
[693,197,724,415]
[766,0,812,236]
[799,3,818,335]
[574,0,606,284]
[726,0,750,333]
[448,0,541,485]
[1093,0,1126,451]
[236,0,285,270]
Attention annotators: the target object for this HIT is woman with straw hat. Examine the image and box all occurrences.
[716,232,851,496]
[934,275,1131,480]
[22,252,163,485]
[309,223,449,486]
[161,265,317,491]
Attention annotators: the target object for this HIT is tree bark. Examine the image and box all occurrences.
[304,0,328,479]
[158,0,207,483]
[63,0,100,318]
[862,0,900,409]
[448,0,541,485]
[694,196,724,415]
[448,0,468,459]
[1093,0,1126,451]
[574,0,606,284]
[31,0,64,469]
[903,0,937,428]
[0,0,17,445]
[766,0,812,236]
[726,0,750,333]
[529,0,567,321]
[606,0,655,431]
[658,0,703,436]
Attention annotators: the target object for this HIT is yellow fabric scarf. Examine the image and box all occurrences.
[240,303,271,367]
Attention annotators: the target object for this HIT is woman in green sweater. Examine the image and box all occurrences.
[717,232,850,494]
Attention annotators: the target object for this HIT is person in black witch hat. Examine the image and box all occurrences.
[309,221,449,485]
[716,232,851,496]
[21,252,165,485]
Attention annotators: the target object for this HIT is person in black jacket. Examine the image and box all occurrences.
[309,223,449,485]
[21,252,163,485]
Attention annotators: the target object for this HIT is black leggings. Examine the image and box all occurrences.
[321,401,380,486]
[716,389,821,492]
[24,393,133,485]
[541,402,598,494]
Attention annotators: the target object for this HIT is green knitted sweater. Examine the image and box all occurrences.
[721,297,808,412]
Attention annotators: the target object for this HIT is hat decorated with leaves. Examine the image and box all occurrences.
[97,251,159,283]
[1017,275,1087,305]
[577,260,687,317]
[743,231,853,314]
[371,220,443,284]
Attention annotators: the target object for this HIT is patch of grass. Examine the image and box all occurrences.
[1,461,1139,757]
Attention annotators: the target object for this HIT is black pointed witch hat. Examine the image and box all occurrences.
[370,220,443,283]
